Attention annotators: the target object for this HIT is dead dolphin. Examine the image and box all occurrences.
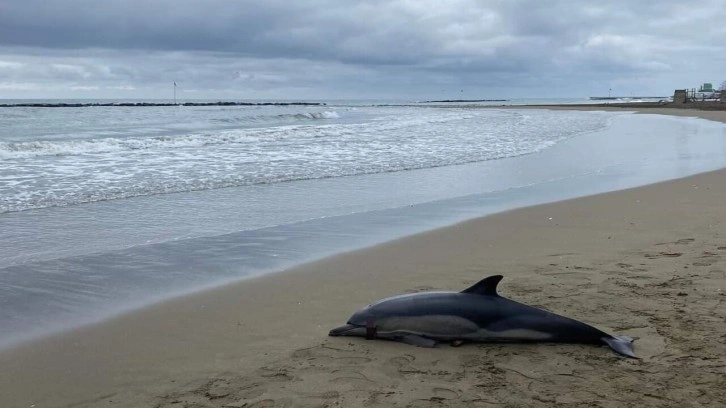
[329,275,636,358]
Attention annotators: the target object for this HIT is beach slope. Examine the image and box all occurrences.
[1,110,725,408]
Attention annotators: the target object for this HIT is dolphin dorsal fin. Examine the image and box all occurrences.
[461,275,503,296]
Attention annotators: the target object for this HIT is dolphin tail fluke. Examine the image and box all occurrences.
[602,335,638,358]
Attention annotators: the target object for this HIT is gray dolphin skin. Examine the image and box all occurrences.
[329,275,637,358]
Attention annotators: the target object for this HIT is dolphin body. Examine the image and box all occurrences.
[329,275,636,358]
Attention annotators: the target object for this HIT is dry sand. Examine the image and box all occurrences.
[1,108,725,408]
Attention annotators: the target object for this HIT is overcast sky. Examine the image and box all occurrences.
[1,0,724,100]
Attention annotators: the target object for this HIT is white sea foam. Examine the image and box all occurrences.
[0,106,609,213]
[294,110,340,119]
[211,110,340,124]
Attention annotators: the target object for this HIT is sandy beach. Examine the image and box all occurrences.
[2,107,726,408]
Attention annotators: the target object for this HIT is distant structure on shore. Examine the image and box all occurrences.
[674,82,726,103]
[699,83,715,93]
[673,88,725,104]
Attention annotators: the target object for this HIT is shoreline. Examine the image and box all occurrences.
[500,103,726,123]
[2,106,725,407]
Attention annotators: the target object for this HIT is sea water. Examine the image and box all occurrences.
[1,101,725,349]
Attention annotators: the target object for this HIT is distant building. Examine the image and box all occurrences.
[693,83,719,100]
[699,83,714,92]
[673,89,687,103]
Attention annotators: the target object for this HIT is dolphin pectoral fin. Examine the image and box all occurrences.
[602,335,638,359]
[396,334,438,348]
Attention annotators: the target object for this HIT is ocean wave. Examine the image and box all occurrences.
[292,110,340,120]
[0,109,468,159]
[0,108,611,213]
[0,145,554,214]
[211,110,340,124]
[0,128,282,158]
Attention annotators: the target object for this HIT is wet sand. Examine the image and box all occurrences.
[1,108,725,408]
[513,104,726,123]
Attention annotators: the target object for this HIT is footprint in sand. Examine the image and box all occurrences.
[405,389,462,408]
[244,399,279,408]
[291,344,373,365]
[363,390,396,406]
[615,263,651,274]
[284,345,378,393]
[657,238,695,246]
[204,378,235,400]
[256,366,294,381]
[645,252,683,259]
[616,262,633,268]
[302,390,340,401]
[613,279,641,290]
[330,370,376,387]
[432,387,460,400]
[460,354,508,391]
[384,355,423,377]
[649,276,692,289]
[693,251,722,267]
[155,375,271,408]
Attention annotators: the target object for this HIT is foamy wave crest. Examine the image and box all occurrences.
[213,110,340,124]
[0,137,183,158]
[292,111,339,120]
[0,129,283,158]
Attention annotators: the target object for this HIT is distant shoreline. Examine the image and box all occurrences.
[513,101,726,111]
[488,101,726,126]
[0,101,326,108]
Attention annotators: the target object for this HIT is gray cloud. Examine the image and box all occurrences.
[1,0,724,99]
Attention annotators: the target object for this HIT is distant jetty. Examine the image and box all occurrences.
[0,101,326,108]
[419,99,509,103]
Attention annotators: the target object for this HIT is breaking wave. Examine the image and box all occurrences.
[0,107,610,213]
[211,110,340,124]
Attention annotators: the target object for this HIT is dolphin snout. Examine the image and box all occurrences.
[328,324,359,336]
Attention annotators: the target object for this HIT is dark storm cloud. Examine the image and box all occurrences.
[0,1,425,62]
[1,1,279,52]
[0,0,724,98]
